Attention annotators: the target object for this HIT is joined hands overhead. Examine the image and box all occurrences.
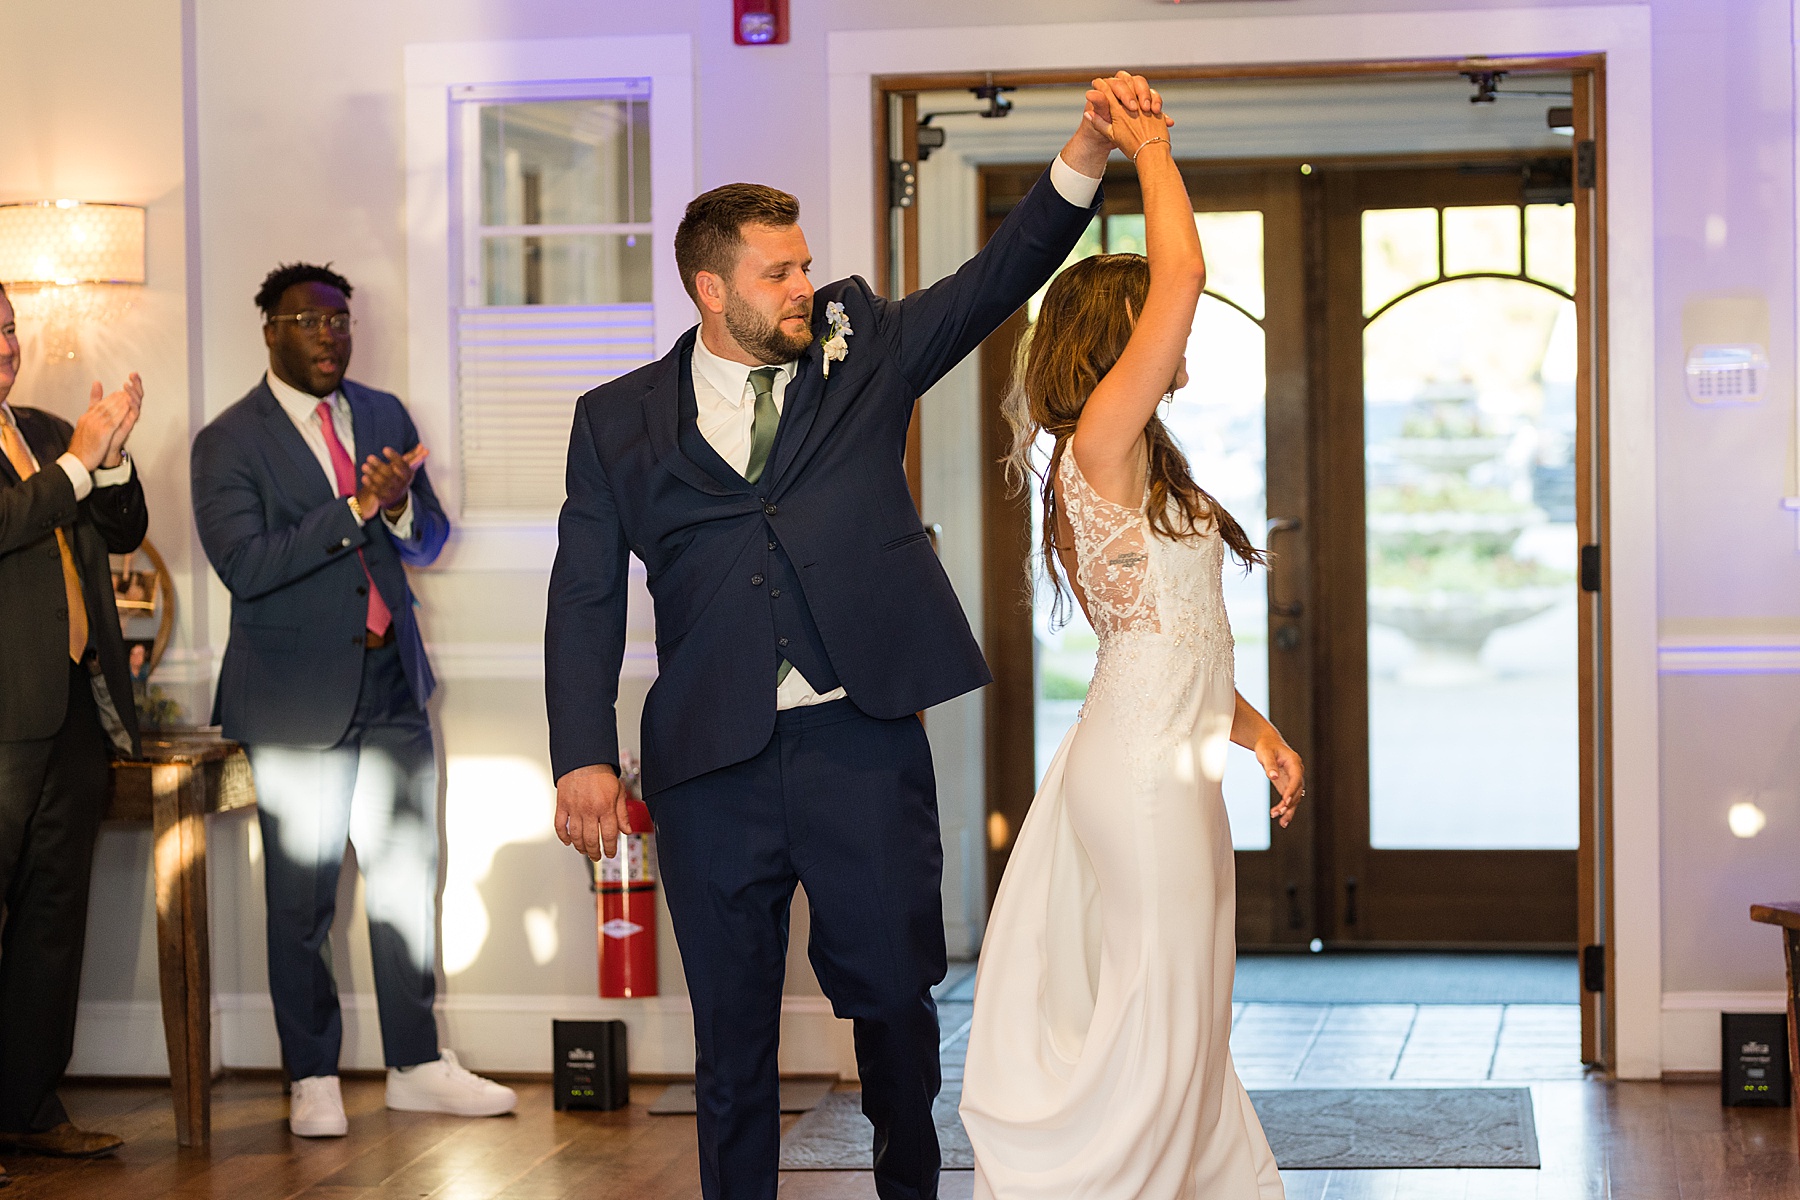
[1060,70,1173,177]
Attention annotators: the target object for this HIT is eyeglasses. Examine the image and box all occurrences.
[267,312,354,335]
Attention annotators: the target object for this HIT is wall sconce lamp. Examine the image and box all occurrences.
[0,200,147,362]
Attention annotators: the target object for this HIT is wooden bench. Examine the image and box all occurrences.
[106,732,257,1148]
[1749,902,1800,1146]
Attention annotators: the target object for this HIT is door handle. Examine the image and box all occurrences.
[1266,517,1303,618]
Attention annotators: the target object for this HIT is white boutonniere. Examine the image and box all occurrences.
[821,301,853,378]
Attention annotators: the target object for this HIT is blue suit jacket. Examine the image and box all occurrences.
[191,378,449,748]
[546,167,1098,795]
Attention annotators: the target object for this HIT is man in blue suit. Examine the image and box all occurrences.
[192,263,514,1139]
[548,78,1157,1200]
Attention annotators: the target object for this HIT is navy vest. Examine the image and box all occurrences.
[677,375,842,696]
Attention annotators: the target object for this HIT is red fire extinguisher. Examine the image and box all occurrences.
[593,754,658,998]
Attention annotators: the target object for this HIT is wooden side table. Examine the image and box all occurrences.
[1750,901,1800,1149]
[106,732,257,1149]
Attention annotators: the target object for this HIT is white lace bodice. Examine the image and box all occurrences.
[1056,449,1235,751]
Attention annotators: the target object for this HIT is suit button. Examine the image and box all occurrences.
[771,589,781,598]
[356,585,368,596]
[352,635,363,647]
[763,503,778,516]
[750,574,764,586]
[768,541,777,551]
[340,537,353,548]
[55,607,67,619]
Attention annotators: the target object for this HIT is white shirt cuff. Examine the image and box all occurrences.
[381,494,417,540]
[56,453,93,501]
[92,455,134,489]
[1050,154,1103,209]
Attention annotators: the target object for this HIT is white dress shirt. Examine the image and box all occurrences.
[265,371,415,539]
[688,155,1100,710]
[0,400,134,499]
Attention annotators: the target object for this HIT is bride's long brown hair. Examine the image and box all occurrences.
[1002,253,1266,621]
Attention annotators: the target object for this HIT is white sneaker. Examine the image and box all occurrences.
[385,1049,517,1117]
[289,1075,348,1137]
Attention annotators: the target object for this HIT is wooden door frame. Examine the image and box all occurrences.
[874,52,1614,1068]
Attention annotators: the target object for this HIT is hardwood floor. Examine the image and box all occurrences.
[4,1074,1797,1199]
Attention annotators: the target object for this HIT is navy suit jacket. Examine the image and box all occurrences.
[191,378,449,748]
[547,166,1099,795]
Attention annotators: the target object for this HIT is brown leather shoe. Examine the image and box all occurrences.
[0,1123,122,1158]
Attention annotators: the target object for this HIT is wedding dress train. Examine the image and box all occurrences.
[960,451,1284,1199]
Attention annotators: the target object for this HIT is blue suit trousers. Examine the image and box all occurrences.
[248,643,440,1079]
[649,699,947,1200]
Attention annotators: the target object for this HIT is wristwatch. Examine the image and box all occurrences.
[346,493,366,523]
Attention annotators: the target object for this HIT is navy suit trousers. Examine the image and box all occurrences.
[248,643,439,1079]
[649,700,947,1200]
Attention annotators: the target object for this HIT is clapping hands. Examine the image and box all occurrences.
[356,444,428,517]
[67,373,143,472]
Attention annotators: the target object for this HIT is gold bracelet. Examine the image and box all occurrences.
[1132,136,1171,163]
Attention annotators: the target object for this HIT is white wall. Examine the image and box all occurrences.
[1,0,1792,1081]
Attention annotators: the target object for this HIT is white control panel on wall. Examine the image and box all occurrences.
[1685,343,1769,404]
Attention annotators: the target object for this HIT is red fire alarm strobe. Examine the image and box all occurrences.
[734,0,789,45]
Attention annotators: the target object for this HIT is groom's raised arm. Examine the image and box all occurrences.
[873,158,1102,398]
[546,395,631,781]
[871,74,1168,397]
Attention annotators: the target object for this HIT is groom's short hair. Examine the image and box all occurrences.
[676,184,801,302]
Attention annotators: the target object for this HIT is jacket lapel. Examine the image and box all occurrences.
[254,383,338,506]
[343,382,380,468]
[644,330,741,498]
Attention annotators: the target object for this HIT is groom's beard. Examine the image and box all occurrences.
[724,289,814,364]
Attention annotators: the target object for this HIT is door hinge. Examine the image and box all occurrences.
[1286,883,1303,930]
[1580,544,1601,593]
[1576,140,1597,189]
[1582,944,1606,993]
[889,159,918,210]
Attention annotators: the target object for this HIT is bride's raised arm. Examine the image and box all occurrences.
[1069,75,1205,507]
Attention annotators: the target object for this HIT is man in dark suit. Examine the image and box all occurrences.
[0,282,149,1170]
[191,263,514,1140]
[548,76,1160,1200]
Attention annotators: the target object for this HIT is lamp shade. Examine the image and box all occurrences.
[0,201,145,285]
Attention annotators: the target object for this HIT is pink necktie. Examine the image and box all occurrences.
[315,400,393,636]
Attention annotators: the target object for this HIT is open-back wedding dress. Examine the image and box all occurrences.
[960,450,1284,1199]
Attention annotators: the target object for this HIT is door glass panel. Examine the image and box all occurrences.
[481,99,649,227]
[1362,208,1438,316]
[1442,205,1522,277]
[1032,210,1271,851]
[1526,204,1577,294]
[1362,275,1579,850]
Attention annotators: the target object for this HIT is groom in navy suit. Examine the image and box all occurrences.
[548,79,1154,1200]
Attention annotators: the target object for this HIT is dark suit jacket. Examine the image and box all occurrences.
[0,406,147,752]
[546,166,1099,795]
[190,378,449,748]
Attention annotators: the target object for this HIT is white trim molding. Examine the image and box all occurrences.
[1662,990,1788,1073]
[72,992,856,1080]
[828,5,1660,1079]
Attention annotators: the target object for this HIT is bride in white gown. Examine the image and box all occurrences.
[960,75,1305,1200]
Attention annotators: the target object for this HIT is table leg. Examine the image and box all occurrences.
[151,762,213,1148]
[1786,928,1800,1154]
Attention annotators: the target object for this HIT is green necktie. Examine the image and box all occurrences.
[746,368,792,685]
[745,367,781,485]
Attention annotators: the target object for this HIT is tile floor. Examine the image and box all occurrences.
[933,963,1587,1089]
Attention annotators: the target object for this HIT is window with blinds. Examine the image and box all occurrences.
[454,80,653,514]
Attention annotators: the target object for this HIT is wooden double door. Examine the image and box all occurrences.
[979,153,1594,949]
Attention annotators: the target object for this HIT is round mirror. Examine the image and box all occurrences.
[110,536,174,684]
